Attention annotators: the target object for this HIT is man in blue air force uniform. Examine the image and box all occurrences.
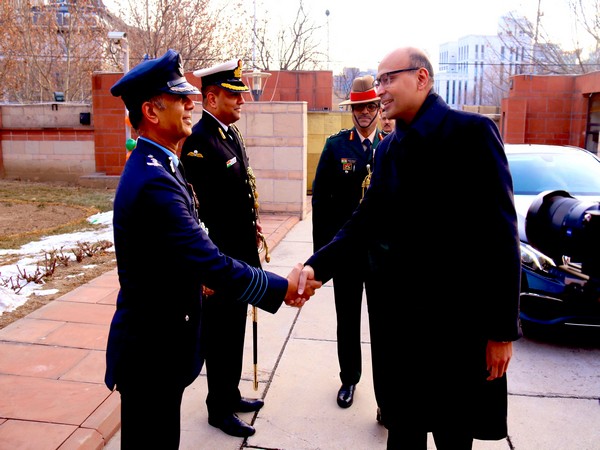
[105,49,319,449]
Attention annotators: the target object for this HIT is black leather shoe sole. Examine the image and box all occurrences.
[337,384,355,408]
[208,414,256,437]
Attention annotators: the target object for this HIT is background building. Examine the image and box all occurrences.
[436,14,535,110]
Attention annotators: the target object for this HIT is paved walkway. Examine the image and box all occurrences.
[1,210,599,449]
[0,212,302,450]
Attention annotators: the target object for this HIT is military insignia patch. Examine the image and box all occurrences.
[146,154,161,167]
[226,156,237,168]
[186,150,204,158]
[341,158,355,172]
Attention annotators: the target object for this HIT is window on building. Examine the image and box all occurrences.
[452,80,456,106]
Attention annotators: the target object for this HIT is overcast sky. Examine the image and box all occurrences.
[253,0,578,71]
[103,0,581,72]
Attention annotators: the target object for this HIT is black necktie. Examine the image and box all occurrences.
[363,138,372,153]
[227,127,236,142]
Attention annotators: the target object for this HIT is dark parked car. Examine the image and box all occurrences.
[506,143,600,329]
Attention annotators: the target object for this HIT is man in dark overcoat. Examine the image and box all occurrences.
[300,46,522,449]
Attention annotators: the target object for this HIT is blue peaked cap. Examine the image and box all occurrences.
[110,49,200,105]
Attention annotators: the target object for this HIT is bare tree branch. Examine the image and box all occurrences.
[252,0,326,71]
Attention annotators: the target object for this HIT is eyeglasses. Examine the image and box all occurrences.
[373,67,420,88]
[352,102,379,112]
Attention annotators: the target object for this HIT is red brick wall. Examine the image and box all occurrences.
[501,73,600,148]
[254,71,334,110]
[92,72,132,176]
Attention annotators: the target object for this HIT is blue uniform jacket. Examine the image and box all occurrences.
[105,137,288,390]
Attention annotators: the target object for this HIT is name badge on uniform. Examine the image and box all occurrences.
[226,157,237,168]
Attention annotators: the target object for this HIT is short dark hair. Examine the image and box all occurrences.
[127,93,163,130]
[201,84,220,104]
[409,50,435,83]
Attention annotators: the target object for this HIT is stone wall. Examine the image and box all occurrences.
[0,100,355,218]
[0,103,94,183]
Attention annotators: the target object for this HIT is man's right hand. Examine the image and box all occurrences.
[284,263,322,307]
[297,265,318,297]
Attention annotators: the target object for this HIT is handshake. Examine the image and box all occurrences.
[284,263,320,307]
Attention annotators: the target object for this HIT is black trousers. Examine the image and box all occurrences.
[203,294,249,420]
[332,273,367,386]
[119,381,185,449]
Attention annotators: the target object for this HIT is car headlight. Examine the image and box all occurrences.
[520,241,556,273]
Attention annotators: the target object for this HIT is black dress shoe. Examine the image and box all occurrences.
[337,384,355,408]
[237,397,264,413]
[208,413,256,437]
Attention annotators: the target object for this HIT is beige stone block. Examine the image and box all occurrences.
[24,141,41,155]
[58,141,94,157]
[273,179,304,203]
[246,113,274,136]
[248,147,275,170]
[274,147,303,171]
[285,170,304,181]
[274,137,305,147]
[2,141,24,159]
[256,179,274,204]
[275,114,304,138]
[256,169,279,180]
[270,103,305,114]
[38,141,54,155]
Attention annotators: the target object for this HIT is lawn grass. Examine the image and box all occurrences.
[0,179,115,249]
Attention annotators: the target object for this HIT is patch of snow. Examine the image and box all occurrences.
[0,211,114,316]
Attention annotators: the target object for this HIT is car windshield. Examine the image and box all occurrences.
[509,151,600,196]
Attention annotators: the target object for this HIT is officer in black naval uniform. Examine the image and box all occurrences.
[180,59,267,438]
[105,49,319,449]
[311,75,385,411]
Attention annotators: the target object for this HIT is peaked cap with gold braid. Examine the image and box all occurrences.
[193,58,249,93]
